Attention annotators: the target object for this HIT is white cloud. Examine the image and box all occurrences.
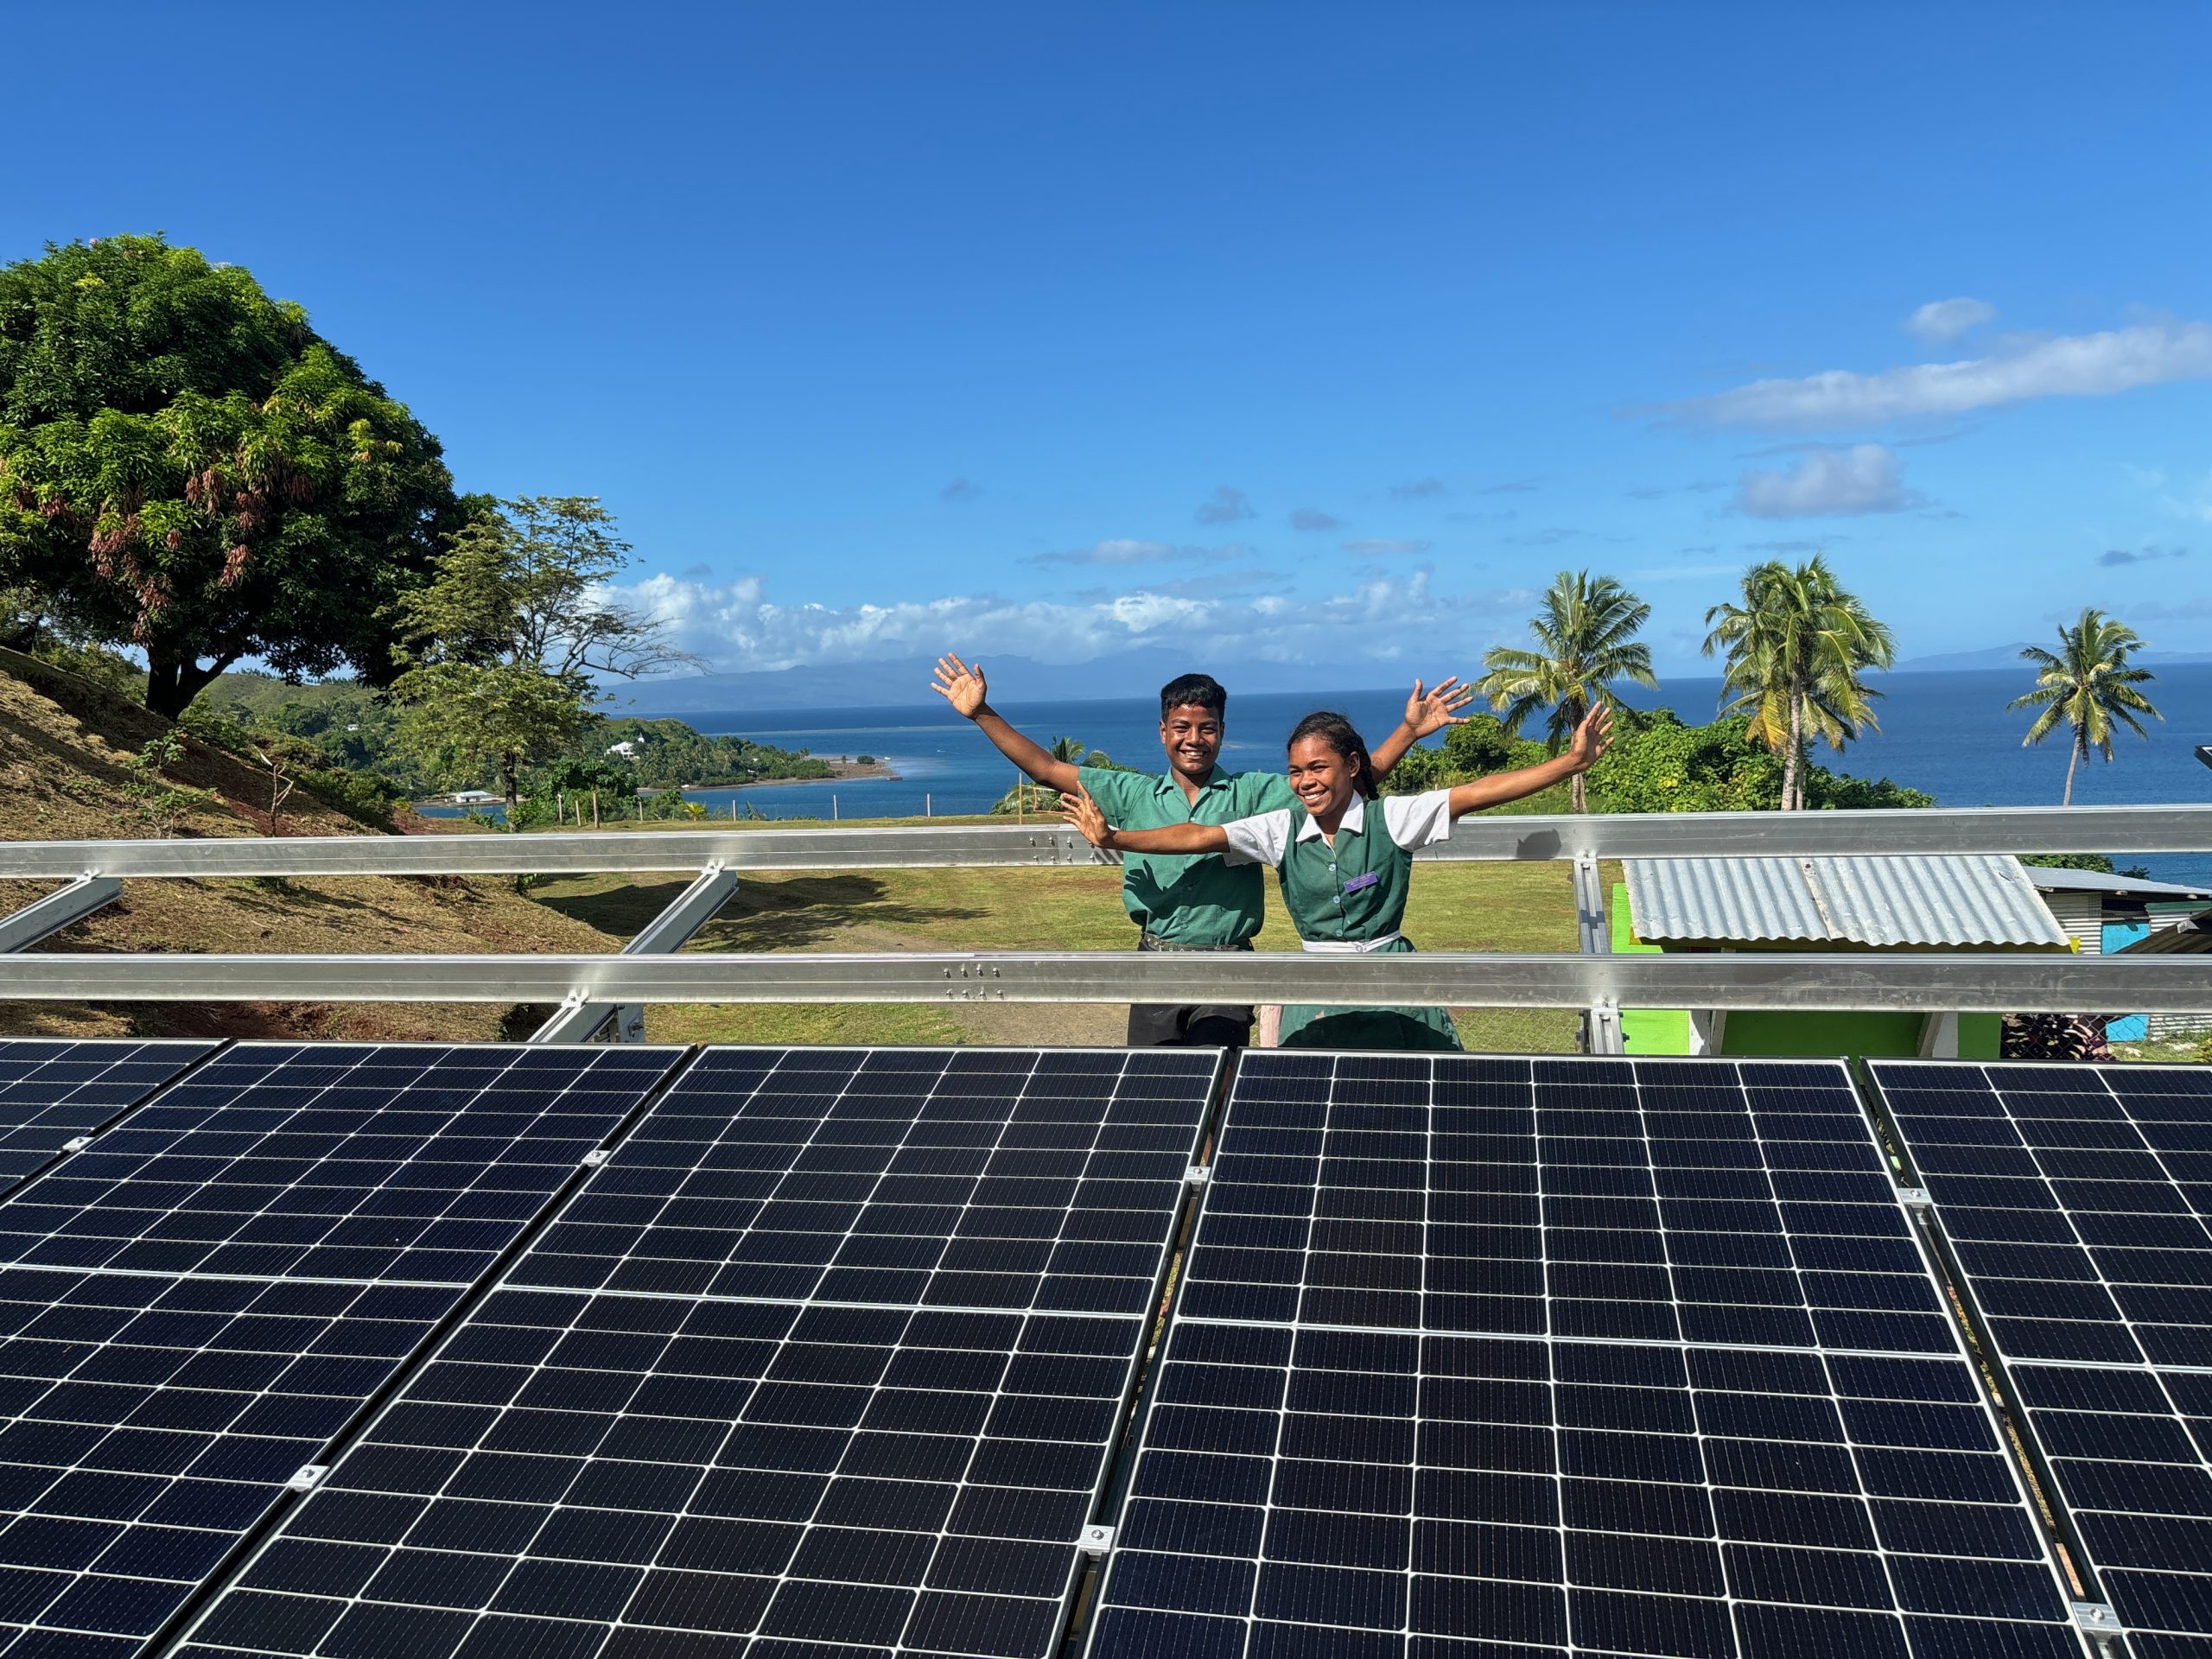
[1737,444,1923,518]
[1904,296,1996,343]
[613,568,1537,675]
[1288,507,1341,531]
[1342,537,1433,556]
[1666,319,2212,430]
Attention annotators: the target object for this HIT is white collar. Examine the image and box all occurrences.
[1297,796,1364,841]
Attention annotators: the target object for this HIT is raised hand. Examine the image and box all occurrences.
[1405,676,1477,739]
[1059,784,1113,849]
[931,653,988,719]
[1567,702,1614,769]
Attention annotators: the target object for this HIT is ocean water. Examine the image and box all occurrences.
[423,664,2212,882]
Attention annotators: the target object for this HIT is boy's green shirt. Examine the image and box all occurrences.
[1078,765,1295,945]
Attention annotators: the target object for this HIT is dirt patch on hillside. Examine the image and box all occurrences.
[0,659,619,1041]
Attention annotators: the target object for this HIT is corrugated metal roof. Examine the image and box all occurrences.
[1624,854,2069,948]
[2116,912,2212,957]
[2023,868,2212,901]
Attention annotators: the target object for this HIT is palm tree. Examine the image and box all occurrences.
[1048,736,1088,766]
[1478,569,1656,812]
[2010,608,2160,805]
[1702,555,1895,811]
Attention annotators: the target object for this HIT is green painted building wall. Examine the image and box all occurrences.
[1610,883,2004,1060]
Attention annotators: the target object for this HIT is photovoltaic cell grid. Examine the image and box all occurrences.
[0,1042,683,1286]
[175,1045,1223,1659]
[0,1041,683,1658]
[1089,1052,2086,1659]
[1871,1059,2212,1656]
[0,1039,214,1194]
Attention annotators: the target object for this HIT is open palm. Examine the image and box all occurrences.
[1405,677,1475,738]
[1059,785,1111,847]
[931,653,988,717]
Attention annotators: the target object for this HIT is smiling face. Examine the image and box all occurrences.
[1158,702,1224,785]
[1286,734,1358,820]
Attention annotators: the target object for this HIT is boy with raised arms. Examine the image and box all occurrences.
[931,655,1472,1048]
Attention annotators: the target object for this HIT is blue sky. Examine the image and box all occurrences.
[10,2,2211,687]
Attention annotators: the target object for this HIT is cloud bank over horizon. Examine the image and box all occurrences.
[613,566,1538,678]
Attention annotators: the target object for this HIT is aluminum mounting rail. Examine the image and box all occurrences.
[0,875,121,953]
[3,801,2210,880]
[530,864,739,1043]
[5,950,2208,1012]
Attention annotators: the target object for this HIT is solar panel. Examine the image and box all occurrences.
[173,1046,1223,1659]
[1089,1052,2088,1659]
[0,1042,683,1286]
[0,1038,214,1194]
[1871,1058,2212,1655]
[0,1040,685,1657]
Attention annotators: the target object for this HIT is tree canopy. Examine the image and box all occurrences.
[2010,607,2161,805]
[1382,706,1932,813]
[389,495,696,806]
[1703,555,1894,811]
[1478,569,1657,812]
[0,236,461,715]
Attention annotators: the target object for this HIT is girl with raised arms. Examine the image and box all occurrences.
[1061,702,1613,1052]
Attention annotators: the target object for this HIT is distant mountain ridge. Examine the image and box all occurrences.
[607,653,1380,715]
[611,643,2212,717]
[1895,644,2212,673]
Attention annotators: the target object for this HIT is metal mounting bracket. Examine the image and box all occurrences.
[1078,1523,1115,1558]
[1897,1187,1933,1207]
[2071,1602,2120,1634]
[1184,1165,1211,1189]
[285,1465,329,1493]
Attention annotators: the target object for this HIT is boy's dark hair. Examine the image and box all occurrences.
[1288,710,1379,800]
[1159,673,1227,721]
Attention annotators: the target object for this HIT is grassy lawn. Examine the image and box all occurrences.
[529,851,1587,1053]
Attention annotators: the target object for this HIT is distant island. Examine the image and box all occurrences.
[1895,643,2212,673]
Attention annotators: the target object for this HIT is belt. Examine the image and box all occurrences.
[1301,931,1405,955]
[1138,932,1255,953]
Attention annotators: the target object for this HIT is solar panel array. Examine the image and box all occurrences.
[175,1046,1222,1659]
[0,1039,213,1194]
[1090,1052,2088,1659]
[0,1039,683,1658]
[1873,1059,2212,1657]
[10,1035,2211,1659]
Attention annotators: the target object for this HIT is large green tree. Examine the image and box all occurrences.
[390,496,695,808]
[2010,607,2161,805]
[1702,555,1894,811]
[1477,569,1656,811]
[0,236,461,715]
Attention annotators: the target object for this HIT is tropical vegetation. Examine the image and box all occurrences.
[0,236,464,715]
[991,737,1131,815]
[1382,706,1932,813]
[386,495,694,807]
[2009,607,2162,805]
[1478,569,1657,812]
[1702,554,1895,811]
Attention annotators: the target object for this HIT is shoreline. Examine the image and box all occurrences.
[694,755,898,791]
[416,756,901,811]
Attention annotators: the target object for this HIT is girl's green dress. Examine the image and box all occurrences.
[1221,791,1464,1052]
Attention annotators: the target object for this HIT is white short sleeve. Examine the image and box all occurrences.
[1379,790,1454,850]
[1219,809,1294,868]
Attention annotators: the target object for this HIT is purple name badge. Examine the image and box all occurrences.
[1342,872,1380,895]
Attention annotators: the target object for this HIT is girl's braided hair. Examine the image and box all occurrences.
[1287,710,1379,801]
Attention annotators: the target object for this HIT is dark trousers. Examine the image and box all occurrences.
[1127,935,1255,1049]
